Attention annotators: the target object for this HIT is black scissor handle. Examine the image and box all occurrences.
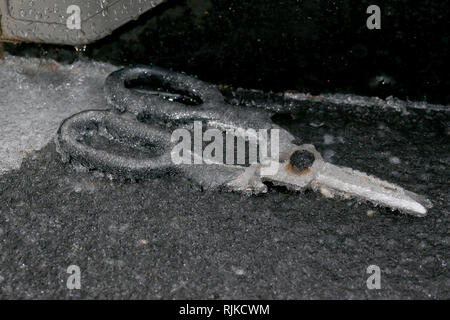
[56,66,290,181]
[104,66,226,121]
[104,65,278,132]
[57,110,176,178]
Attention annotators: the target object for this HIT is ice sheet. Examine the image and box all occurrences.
[0,54,118,174]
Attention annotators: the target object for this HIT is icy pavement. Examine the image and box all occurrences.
[0,55,118,174]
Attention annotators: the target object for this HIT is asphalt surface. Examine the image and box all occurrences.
[0,57,449,299]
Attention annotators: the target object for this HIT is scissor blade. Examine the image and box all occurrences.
[313,162,432,217]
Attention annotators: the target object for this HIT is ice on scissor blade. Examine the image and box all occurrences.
[313,163,431,217]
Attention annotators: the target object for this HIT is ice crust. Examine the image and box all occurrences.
[0,54,118,174]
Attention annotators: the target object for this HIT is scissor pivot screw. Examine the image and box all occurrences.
[288,150,315,175]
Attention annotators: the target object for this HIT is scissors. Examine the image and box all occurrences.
[56,66,432,217]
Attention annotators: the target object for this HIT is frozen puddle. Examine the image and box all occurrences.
[0,55,119,174]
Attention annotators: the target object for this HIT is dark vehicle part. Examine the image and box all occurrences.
[0,0,164,45]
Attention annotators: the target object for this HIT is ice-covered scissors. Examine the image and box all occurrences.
[56,66,432,217]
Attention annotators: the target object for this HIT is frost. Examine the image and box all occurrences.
[0,54,119,174]
[323,134,335,145]
[389,156,401,165]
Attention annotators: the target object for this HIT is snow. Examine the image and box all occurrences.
[0,54,118,174]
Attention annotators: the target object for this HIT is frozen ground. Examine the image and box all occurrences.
[0,55,118,174]
[0,55,448,299]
